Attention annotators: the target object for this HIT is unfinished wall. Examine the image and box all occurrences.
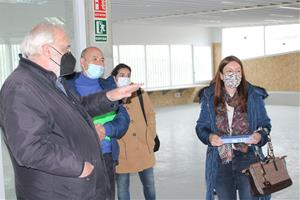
[243,52,300,91]
[212,42,222,75]
[147,88,199,107]
[213,43,300,91]
[148,49,300,107]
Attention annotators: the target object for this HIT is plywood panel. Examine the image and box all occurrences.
[213,42,299,91]
[148,49,299,107]
[243,52,300,91]
[148,88,197,107]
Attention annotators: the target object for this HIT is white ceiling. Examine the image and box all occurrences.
[111,0,300,27]
[0,0,299,30]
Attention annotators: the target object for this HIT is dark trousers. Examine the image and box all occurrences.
[103,153,116,200]
[215,150,259,200]
[116,167,156,200]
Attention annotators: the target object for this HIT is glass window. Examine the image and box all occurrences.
[222,26,264,59]
[0,44,21,86]
[193,46,213,82]
[113,45,119,68]
[170,45,193,86]
[113,44,214,89]
[146,45,170,89]
[11,44,21,70]
[265,24,300,55]
[118,45,146,85]
[0,44,11,86]
[0,1,74,87]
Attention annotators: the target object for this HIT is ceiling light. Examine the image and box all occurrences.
[16,0,33,3]
[270,14,294,18]
[44,17,65,25]
[221,1,234,4]
[264,19,285,23]
[16,0,47,4]
[279,6,300,10]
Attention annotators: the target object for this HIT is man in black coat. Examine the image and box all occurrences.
[0,23,140,200]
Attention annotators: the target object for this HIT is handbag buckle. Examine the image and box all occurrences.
[263,181,271,187]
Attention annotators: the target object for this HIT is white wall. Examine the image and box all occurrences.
[112,23,219,45]
[265,92,300,106]
[211,27,222,43]
[0,2,74,39]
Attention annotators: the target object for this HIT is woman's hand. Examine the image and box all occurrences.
[247,132,261,144]
[208,134,224,146]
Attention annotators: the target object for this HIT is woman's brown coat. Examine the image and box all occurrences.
[116,90,156,173]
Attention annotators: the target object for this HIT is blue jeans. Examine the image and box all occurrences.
[116,167,156,200]
[215,149,259,200]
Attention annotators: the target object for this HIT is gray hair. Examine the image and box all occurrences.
[20,23,63,59]
[80,46,102,59]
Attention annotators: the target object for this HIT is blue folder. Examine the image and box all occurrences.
[220,135,251,144]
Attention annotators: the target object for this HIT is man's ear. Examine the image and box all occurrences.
[41,44,51,57]
[80,57,87,71]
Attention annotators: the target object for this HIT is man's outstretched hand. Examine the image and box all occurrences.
[106,83,142,101]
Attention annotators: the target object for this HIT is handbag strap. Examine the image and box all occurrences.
[137,88,148,126]
[266,134,274,158]
[253,127,274,161]
[253,127,276,187]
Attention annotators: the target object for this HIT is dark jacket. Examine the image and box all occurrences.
[195,83,272,200]
[99,76,130,161]
[0,57,118,200]
[67,73,129,161]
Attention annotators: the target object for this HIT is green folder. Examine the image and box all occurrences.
[93,111,116,142]
[93,111,116,125]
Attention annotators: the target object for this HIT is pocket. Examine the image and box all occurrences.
[53,168,96,199]
[79,165,96,180]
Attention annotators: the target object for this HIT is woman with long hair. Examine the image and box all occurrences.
[196,55,271,200]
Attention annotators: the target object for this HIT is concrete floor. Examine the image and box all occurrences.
[1,103,299,200]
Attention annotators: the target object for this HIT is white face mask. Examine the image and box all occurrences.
[223,72,242,88]
[86,63,105,79]
[117,77,131,87]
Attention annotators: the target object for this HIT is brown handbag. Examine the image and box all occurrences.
[242,133,292,196]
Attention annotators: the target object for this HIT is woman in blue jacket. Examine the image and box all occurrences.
[195,55,271,200]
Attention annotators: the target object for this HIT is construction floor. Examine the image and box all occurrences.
[1,103,299,200]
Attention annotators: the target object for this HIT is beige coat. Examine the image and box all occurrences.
[116,90,156,173]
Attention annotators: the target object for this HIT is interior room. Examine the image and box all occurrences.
[0,0,299,199]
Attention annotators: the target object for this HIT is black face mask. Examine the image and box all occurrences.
[60,52,76,76]
[50,46,76,76]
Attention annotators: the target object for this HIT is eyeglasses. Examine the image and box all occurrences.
[50,45,71,55]
[223,70,241,75]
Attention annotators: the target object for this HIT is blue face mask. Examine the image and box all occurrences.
[86,63,105,79]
